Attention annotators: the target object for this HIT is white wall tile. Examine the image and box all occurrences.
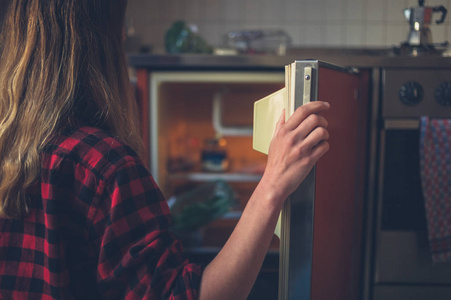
[345,0,365,21]
[444,0,451,27]
[406,0,418,7]
[224,0,244,21]
[285,24,305,46]
[303,0,326,22]
[204,0,223,21]
[127,0,164,23]
[431,24,448,43]
[366,0,387,22]
[184,0,202,22]
[126,0,451,50]
[244,0,263,22]
[365,23,386,46]
[298,24,325,45]
[240,22,263,31]
[325,0,346,21]
[428,0,449,6]
[345,23,365,46]
[387,0,408,22]
[325,24,346,46]
[447,26,451,43]
[385,23,409,46]
[259,21,289,32]
[163,0,186,22]
[260,0,287,22]
[285,0,304,21]
[404,0,448,8]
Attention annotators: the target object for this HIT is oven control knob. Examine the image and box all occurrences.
[434,82,451,106]
[399,81,423,105]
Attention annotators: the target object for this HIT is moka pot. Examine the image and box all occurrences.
[403,0,447,45]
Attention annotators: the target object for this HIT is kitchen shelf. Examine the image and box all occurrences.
[168,172,263,182]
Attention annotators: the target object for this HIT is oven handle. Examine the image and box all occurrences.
[384,119,420,130]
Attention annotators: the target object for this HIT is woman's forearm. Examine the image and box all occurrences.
[198,179,283,300]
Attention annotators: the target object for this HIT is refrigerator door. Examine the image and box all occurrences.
[311,62,364,300]
[254,60,367,300]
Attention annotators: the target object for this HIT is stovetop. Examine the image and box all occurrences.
[392,42,449,56]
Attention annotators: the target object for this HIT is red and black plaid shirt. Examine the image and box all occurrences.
[0,126,203,299]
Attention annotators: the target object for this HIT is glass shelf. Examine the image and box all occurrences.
[168,172,262,182]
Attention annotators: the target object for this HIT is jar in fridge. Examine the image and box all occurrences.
[201,137,229,172]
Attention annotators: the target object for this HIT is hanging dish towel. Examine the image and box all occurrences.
[420,116,451,263]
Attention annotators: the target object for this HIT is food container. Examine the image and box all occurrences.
[201,137,229,172]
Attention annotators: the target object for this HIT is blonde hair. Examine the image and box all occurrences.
[0,0,142,218]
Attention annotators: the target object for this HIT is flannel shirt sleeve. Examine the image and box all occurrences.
[93,158,203,299]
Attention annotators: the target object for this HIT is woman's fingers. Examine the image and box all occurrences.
[310,139,330,162]
[262,100,331,202]
[293,113,328,141]
[287,101,330,155]
[285,101,330,131]
[300,126,330,156]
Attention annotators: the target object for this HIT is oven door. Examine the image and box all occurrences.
[373,119,451,298]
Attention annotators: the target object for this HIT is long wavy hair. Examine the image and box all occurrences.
[0,0,142,218]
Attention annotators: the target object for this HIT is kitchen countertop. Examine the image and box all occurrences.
[127,47,451,71]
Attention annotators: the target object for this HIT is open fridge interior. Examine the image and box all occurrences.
[151,74,284,250]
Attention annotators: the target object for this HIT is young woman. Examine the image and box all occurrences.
[0,1,330,299]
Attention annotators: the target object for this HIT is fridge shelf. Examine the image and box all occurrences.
[168,172,262,182]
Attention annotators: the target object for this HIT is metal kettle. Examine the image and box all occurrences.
[403,0,447,45]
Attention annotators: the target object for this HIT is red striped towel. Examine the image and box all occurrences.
[420,117,451,263]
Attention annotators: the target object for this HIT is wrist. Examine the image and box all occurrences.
[253,174,287,212]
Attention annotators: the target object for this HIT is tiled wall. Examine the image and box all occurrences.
[126,0,451,52]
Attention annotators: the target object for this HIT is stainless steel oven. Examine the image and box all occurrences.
[367,68,451,300]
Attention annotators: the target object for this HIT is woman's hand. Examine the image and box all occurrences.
[261,101,330,205]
